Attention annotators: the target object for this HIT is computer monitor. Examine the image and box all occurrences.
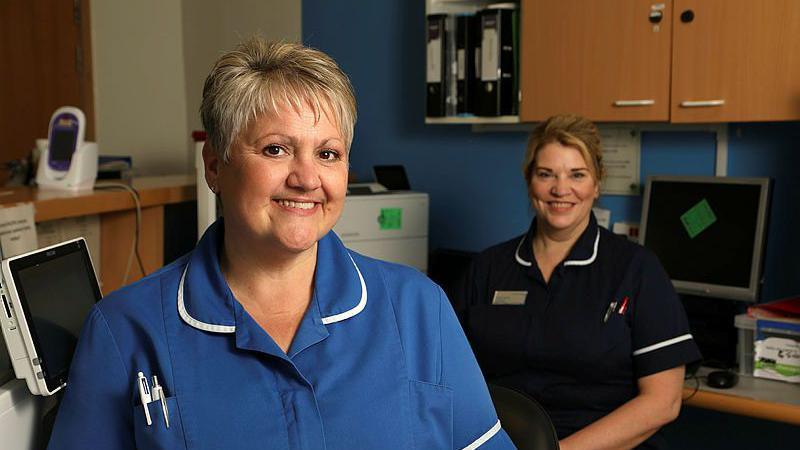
[640,176,770,302]
[373,165,411,191]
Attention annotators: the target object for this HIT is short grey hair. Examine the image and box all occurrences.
[201,37,357,162]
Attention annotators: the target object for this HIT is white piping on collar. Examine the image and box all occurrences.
[514,229,600,267]
[514,237,532,267]
[563,230,600,266]
[462,419,502,450]
[177,264,236,333]
[177,252,368,332]
[321,252,368,324]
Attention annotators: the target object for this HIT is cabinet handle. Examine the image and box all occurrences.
[680,100,726,108]
[613,100,655,107]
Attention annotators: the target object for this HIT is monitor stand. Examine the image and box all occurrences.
[681,295,742,369]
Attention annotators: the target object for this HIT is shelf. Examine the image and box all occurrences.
[426,0,502,15]
[425,115,520,125]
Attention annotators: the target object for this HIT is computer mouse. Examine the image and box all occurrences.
[706,370,739,389]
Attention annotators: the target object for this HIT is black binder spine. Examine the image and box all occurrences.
[476,5,518,116]
[456,14,478,115]
[426,14,447,117]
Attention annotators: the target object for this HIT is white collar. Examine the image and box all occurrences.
[514,230,600,268]
[177,251,368,333]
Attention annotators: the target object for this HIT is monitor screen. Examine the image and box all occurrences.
[640,176,770,302]
[374,165,411,191]
[50,127,77,164]
[9,240,101,392]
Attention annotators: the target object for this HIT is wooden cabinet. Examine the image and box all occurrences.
[519,0,800,123]
[520,0,672,122]
[671,0,800,122]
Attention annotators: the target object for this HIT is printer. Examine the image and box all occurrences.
[334,192,429,273]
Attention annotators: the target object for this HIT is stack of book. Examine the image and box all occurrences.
[747,297,800,383]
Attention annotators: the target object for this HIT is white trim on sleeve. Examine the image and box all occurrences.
[632,333,694,356]
[462,419,502,450]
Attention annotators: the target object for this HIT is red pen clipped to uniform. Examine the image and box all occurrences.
[618,296,630,315]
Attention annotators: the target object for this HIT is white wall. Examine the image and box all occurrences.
[91,0,302,176]
[182,0,302,147]
[91,0,190,175]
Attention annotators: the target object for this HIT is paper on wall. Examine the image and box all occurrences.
[37,215,101,278]
[592,207,611,229]
[0,203,37,259]
[600,126,641,195]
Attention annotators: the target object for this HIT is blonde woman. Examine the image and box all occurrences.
[455,115,701,450]
[49,38,514,450]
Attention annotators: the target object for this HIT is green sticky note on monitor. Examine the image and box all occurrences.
[680,199,717,238]
[379,208,402,230]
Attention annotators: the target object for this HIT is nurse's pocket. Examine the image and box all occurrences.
[409,380,453,450]
[132,397,186,449]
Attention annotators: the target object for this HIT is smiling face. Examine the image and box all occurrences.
[204,101,348,257]
[529,142,599,237]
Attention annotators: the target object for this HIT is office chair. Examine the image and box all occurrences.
[488,383,560,450]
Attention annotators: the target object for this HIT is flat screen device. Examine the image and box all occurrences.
[0,238,101,395]
[640,176,770,302]
[373,165,411,191]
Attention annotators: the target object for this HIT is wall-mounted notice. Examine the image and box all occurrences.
[0,203,37,259]
[37,215,101,278]
[600,127,641,196]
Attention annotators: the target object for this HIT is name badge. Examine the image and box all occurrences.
[492,291,527,306]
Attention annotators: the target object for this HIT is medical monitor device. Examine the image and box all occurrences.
[640,176,770,302]
[35,106,98,191]
[0,238,101,396]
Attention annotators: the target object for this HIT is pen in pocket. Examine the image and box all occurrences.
[137,372,152,426]
[603,300,618,323]
[152,375,170,428]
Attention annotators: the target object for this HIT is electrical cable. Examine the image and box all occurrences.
[682,373,701,402]
[94,182,145,285]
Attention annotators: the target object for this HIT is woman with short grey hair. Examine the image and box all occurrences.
[49,37,514,450]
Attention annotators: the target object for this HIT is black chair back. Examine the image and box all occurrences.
[488,383,560,450]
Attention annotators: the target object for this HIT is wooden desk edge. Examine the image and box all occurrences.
[682,387,800,425]
[32,177,196,222]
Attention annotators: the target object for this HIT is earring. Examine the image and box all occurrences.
[210,185,217,194]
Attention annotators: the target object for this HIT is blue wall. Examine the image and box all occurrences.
[303,1,800,447]
[303,0,800,303]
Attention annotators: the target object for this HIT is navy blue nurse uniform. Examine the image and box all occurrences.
[453,213,701,449]
[48,221,514,450]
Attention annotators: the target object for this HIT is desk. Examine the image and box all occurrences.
[0,175,196,294]
[683,367,800,425]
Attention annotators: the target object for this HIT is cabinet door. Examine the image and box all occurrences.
[519,0,672,122]
[672,0,800,122]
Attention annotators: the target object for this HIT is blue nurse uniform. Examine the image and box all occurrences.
[48,221,514,450]
[454,214,701,449]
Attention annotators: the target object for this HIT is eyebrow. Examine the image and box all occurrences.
[318,137,345,147]
[252,134,344,147]
[534,166,590,171]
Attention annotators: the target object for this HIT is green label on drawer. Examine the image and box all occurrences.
[379,208,402,230]
[680,198,717,239]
